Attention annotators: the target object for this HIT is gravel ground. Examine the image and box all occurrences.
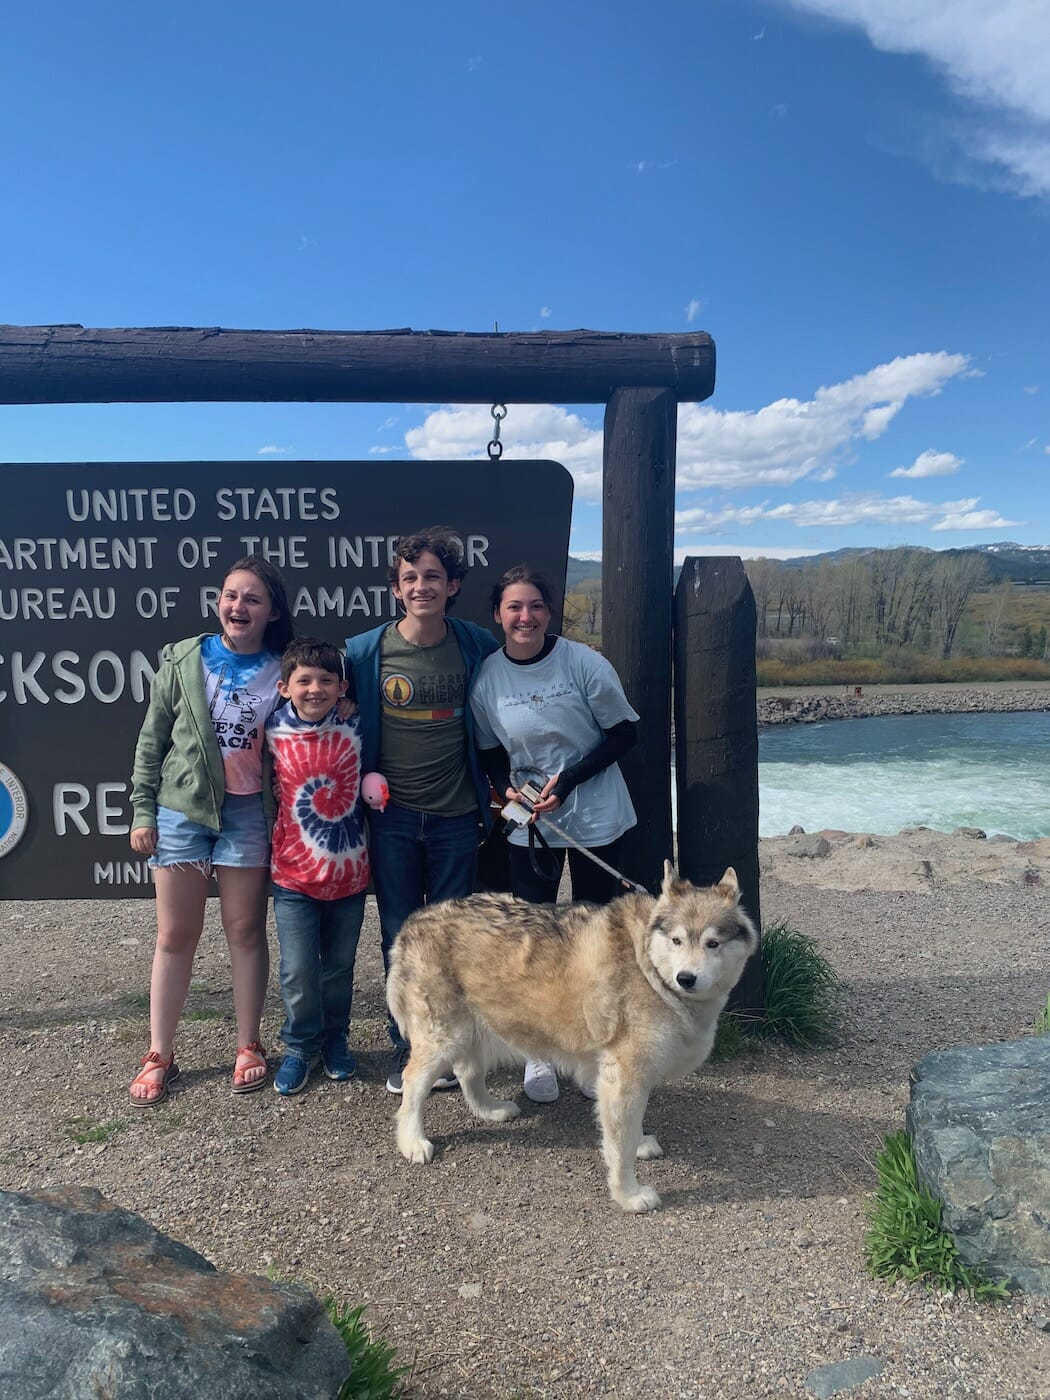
[2,844,1050,1399]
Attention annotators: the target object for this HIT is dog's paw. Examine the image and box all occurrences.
[487,1100,521,1122]
[617,1185,662,1214]
[398,1136,435,1165]
[636,1134,664,1160]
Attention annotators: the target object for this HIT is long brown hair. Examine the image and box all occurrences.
[223,556,294,652]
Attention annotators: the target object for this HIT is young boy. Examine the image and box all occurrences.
[345,526,499,1093]
[265,637,370,1095]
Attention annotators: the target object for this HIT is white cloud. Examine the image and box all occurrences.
[782,0,1050,195]
[889,449,963,479]
[675,490,1016,533]
[933,507,1021,531]
[540,306,552,319]
[257,444,291,455]
[395,351,974,505]
[675,544,821,562]
[675,351,971,490]
[403,404,604,498]
[685,297,703,322]
[1023,385,1039,394]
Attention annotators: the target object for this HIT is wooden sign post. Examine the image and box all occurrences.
[673,556,765,1017]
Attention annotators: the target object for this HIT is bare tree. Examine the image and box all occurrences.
[931,552,987,659]
[983,579,1013,655]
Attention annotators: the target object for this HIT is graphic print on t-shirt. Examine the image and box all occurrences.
[201,635,281,795]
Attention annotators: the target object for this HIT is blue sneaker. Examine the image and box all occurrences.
[321,1038,356,1081]
[273,1052,317,1096]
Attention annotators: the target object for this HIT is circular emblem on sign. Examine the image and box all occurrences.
[381,673,415,707]
[0,763,29,859]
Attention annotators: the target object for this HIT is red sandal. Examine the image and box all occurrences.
[129,1049,179,1107]
[232,1041,268,1094]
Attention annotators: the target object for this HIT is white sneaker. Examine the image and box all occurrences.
[523,1059,559,1103]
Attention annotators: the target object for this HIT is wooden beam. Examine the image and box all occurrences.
[673,556,765,1017]
[0,325,716,406]
[601,387,676,893]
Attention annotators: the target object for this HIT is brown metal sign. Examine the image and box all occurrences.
[0,459,573,898]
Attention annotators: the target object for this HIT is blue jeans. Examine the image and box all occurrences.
[272,885,366,1057]
[368,803,481,1050]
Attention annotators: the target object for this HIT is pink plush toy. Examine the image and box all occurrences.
[361,772,390,813]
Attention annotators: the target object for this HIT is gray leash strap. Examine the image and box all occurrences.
[533,814,648,895]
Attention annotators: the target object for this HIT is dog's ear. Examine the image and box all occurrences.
[661,859,678,895]
[715,867,740,901]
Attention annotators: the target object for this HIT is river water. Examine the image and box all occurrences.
[758,710,1050,840]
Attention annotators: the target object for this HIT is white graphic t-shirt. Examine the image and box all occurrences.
[470,637,638,849]
[201,635,282,795]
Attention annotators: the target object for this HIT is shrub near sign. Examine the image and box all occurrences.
[0,460,572,899]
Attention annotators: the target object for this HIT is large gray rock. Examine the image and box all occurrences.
[0,1186,350,1399]
[907,1038,1050,1294]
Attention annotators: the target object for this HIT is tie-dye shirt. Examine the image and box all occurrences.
[265,702,370,901]
[201,635,283,795]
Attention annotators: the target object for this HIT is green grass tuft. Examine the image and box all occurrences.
[1035,994,1050,1035]
[758,919,839,1048]
[864,1131,1010,1302]
[65,1116,127,1145]
[325,1299,409,1400]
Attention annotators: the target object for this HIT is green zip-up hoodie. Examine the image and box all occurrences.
[130,634,271,833]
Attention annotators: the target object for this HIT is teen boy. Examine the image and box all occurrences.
[345,526,498,1093]
[265,637,370,1096]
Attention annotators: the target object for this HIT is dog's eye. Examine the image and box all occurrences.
[670,935,682,947]
[704,937,721,950]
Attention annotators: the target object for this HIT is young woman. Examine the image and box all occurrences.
[470,565,638,1103]
[127,556,293,1104]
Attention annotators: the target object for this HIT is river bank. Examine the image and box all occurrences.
[757,680,1050,727]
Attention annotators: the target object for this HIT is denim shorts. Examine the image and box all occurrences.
[150,793,271,871]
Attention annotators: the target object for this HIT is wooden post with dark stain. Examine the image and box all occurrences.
[673,555,765,1017]
[0,325,715,405]
[601,386,677,894]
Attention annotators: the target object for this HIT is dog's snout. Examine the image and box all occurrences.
[676,971,697,990]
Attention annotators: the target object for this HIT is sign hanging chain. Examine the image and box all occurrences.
[487,403,507,460]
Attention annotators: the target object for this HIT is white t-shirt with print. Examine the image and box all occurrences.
[470,637,638,849]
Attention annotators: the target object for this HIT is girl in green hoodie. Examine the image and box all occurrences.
[128,557,294,1105]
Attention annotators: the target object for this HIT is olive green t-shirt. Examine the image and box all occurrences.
[377,624,477,816]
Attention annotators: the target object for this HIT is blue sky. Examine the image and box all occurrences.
[2,0,1048,560]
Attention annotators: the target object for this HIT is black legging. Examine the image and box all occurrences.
[507,834,628,907]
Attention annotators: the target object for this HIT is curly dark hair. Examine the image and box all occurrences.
[222,556,294,652]
[387,526,468,609]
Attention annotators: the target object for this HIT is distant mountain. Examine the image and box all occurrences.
[565,555,602,588]
[567,544,1050,587]
[775,542,1050,584]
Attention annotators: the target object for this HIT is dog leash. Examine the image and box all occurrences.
[529,815,649,895]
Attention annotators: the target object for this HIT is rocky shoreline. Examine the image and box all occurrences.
[757,682,1050,727]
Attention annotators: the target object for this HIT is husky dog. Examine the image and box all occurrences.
[387,863,758,1213]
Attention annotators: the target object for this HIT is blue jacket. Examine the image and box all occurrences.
[345,617,500,828]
